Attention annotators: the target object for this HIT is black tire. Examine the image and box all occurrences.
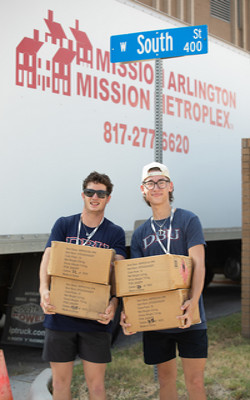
[111,298,122,346]
[204,267,214,288]
[224,257,241,281]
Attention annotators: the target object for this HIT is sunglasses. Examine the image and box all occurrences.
[83,189,109,198]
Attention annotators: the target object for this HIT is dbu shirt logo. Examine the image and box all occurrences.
[143,229,180,250]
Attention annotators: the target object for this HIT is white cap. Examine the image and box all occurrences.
[141,162,170,182]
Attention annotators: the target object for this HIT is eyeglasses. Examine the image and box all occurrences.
[143,179,170,190]
[83,189,109,198]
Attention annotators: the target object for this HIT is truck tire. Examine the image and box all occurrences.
[111,299,122,346]
[224,257,241,281]
[204,268,214,287]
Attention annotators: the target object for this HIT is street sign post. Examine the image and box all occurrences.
[110,24,208,163]
[110,25,208,63]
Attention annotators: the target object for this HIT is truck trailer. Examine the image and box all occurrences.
[0,0,249,346]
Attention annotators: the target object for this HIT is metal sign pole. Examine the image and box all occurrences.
[154,58,163,163]
[110,25,208,164]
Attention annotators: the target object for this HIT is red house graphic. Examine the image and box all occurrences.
[16,29,43,88]
[53,42,76,96]
[44,10,67,47]
[15,10,93,96]
[70,20,93,67]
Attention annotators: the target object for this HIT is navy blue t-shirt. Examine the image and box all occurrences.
[131,208,207,332]
[44,213,126,333]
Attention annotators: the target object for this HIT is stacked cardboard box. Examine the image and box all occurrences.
[48,241,115,320]
[114,253,200,332]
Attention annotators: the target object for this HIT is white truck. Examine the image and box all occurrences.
[1,0,249,346]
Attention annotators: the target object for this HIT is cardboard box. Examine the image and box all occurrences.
[50,276,110,320]
[48,241,115,285]
[123,289,200,333]
[115,253,193,296]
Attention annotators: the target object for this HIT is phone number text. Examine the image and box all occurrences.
[103,121,189,154]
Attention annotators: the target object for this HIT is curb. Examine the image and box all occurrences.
[28,368,52,400]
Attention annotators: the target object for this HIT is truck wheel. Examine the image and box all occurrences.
[224,257,241,281]
[111,299,122,346]
[204,268,214,287]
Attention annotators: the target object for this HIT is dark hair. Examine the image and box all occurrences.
[82,171,113,195]
[143,168,174,206]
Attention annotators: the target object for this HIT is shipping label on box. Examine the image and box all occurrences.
[48,241,115,285]
[123,289,200,333]
[115,253,193,296]
[50,276,110,320]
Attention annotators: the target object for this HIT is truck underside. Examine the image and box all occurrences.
[205,239,241,286]
[0,245,241,346]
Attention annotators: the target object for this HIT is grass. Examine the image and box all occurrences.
[70,312,250,399]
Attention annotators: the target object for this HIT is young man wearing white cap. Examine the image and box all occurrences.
[121,162,207,400]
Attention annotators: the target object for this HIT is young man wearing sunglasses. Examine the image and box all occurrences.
[40,171,126,400]
[121,162,207,400]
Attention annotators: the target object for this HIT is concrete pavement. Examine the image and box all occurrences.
[9,368,52,400]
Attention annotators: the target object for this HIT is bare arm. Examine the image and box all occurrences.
[178,244,205,328]
[39,247,55,314]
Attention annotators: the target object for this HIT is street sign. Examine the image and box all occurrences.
[110,25,208,63]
